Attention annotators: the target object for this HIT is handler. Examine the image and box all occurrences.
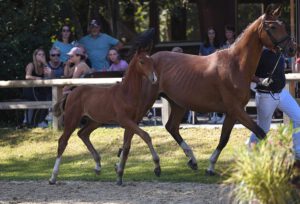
[248,47,300,162]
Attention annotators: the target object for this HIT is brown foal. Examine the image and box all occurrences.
[49,51,160,185]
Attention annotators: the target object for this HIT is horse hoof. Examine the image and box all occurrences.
[205,169,217,176]
[116,179,123,186]
[187,159,198,170]
[49,179,56,185]
[154,166,161,177]
[94,169,101,175]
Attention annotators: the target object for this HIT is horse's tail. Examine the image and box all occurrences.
[53,93,68,117]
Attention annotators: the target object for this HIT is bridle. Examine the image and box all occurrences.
[263,20,291,52]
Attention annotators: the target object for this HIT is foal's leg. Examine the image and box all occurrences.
[119,118,161,177]
[165,101,198,170]
[77,120,101,175]
[206,115,236,175]
[115,129,134,185]
[49,113,81,184]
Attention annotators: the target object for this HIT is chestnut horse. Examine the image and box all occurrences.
[151,5,296,175]
[116,5,297,177]
[49,51,161,185]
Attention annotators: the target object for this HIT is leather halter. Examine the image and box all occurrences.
[263,20,291,52]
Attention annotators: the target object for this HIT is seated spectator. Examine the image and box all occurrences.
[220,25,235,49]
[79,19,123,71]
[199,27,219,56]
[77,44,93,69]
[108,48,128,72]
[47,47,64,78]
[295,47,300,72]
[171,47,183,53]
[63,47,92,93]
[23,48,50,128]
[52,25,74,63]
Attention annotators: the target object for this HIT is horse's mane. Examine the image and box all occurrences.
[126,28,155,61]
[231,15,263,49]
[120,28,155,83]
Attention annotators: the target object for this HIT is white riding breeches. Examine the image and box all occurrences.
[249,89,300,160]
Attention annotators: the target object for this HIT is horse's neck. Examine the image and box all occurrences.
[231,18,264,81]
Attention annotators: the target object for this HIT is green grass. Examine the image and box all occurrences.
[0,126,276,183]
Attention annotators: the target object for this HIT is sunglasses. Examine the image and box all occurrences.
[62,29,70,32]
[51,54,60,57]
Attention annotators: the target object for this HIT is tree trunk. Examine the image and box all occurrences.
[149,0,159,43]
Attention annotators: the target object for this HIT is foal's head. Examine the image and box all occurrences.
[132,51,157,84]
[259,4,296,57]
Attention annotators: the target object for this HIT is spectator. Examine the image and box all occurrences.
[63,47,91,93]
[247,48,300,163]
[76,44,93,68]
[52,25,74,62]
[171,47,183,53]
[108,48,128,72]
[23,48,50,128]
[220,25,235,49]
[47,47,64,78]
[199,27,219,56]
[295,46,300,72]
[79,19,123,71]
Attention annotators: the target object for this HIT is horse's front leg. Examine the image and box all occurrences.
[77,120,101,175]
[119,118,161,180]
[165,99,198,170]
[115,129,134,185]
[206,115,236,176]
[233,106,266,140]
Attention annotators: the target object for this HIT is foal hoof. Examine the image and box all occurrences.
[94,169,101,175]
[187,159,198,170]
[154,166,161,177]
[48,179,56,185]
[205,169,217,176]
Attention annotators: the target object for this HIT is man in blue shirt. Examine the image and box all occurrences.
[79,19,123,71]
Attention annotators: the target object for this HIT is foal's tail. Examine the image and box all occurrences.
[53,93,68,117]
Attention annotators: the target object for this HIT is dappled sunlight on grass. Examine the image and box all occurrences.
[0,126,276,183]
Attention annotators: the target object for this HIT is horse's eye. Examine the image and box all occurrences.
[270,25,276,30]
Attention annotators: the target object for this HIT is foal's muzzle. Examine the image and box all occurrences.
[149,71,157,84]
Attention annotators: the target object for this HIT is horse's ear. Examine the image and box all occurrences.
[265,4,282,17]
[272,6,282,17]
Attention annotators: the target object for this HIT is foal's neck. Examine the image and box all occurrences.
[231,17,264,82]
[121,61,144,100]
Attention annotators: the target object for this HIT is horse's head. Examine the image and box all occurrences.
[134,51,157,84]
[260,4,296,57]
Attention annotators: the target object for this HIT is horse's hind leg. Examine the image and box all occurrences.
[206,115,236,176]
[165,101,197,170]
[49,115,80,184]
[77,120,101,174]
[115,129,134,185]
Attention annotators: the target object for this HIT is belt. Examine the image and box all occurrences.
[257,89,282,94]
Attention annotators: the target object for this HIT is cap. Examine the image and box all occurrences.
[90,19,100,28]
[67,47,84,56]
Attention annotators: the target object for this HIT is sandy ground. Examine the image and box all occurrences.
[0,181,232,204]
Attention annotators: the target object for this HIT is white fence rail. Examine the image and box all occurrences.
[0,73,299,129]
